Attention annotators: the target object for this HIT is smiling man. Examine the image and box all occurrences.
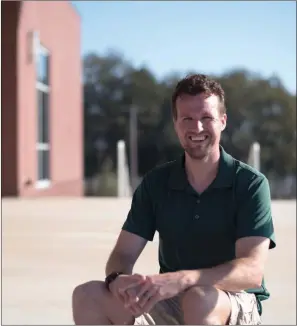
[72,74,276,325]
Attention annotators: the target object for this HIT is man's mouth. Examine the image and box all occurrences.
[189,135,208,142]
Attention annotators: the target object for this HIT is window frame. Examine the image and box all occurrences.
[35,42,51,189]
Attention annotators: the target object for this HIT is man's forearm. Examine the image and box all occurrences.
[105,251,135,276]
[178,257,263,293]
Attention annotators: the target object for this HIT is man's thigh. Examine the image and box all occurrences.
[227,291,261,325]
[134,296,182,325]
[134,291,261,325]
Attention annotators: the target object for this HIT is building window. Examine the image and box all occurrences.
[36,45,50,188]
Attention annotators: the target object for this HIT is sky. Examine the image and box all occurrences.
[72,1,296,94]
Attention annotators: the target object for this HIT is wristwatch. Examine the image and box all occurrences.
[105,271,123,290]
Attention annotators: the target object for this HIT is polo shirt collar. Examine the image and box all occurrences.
[168,145,236,191]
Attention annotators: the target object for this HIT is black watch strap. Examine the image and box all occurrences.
[105,271,123,291]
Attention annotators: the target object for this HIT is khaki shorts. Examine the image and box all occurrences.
[134,291,261,325]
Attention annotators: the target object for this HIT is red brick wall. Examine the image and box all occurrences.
[17,1,83,196]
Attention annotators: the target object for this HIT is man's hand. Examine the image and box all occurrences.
[109,274,144,303]
[109,274,146,317]
[119,272,186,314]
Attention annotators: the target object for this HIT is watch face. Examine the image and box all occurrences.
[108,272,118,280]
[106,272,122,287]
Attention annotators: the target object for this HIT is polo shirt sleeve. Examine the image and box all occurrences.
[122,175,156,241]
[236,174,276,249]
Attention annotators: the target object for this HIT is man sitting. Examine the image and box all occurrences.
[72,74,276,325]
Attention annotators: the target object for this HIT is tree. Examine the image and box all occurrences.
[83,51,296,198]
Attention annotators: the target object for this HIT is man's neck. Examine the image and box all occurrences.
[185,147,220,193]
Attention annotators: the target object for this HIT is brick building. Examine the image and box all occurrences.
[2,1,83,197]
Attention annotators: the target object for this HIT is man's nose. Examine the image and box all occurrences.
[195,120,204,132]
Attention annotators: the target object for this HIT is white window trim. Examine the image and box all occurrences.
[36,179,51,189]
[39,44,49,56]
[36,143,50,151]
[36,81,50,92]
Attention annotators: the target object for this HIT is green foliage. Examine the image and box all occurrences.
[84,157,118,196]
[83,51,296,198]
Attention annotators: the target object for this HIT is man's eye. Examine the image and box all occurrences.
[183,117,192,121]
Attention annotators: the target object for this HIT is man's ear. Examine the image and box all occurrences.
[172,117,177,129]
[221,114,227,131]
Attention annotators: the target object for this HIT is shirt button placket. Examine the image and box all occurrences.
[195,197,200,219]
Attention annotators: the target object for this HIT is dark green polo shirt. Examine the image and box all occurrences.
[122,146,276,314]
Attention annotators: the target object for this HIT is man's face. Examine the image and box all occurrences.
[173,93,227,160]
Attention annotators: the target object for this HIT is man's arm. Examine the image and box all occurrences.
[105,230,148,276]
[121,236,270,309]
[178,236,270,292]
[106,173,156,276]
[123,174,276,300]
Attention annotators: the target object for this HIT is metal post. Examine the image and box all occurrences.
[248,142,261,171]
[129,106,138,192]
[117,140,125,197]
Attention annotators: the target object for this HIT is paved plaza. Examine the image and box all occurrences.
[2,198,296,325]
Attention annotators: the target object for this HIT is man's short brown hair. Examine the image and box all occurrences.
[171,74,226,119]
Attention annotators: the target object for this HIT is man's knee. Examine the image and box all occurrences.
[181,286,231,325]
[72,280,134,325]
[181,286,219,318]
[72,281,107,322]
[73,280,106,306]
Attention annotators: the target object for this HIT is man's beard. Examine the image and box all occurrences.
[183,139,213,160]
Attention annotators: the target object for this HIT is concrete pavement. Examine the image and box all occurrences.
[2,198,296,325]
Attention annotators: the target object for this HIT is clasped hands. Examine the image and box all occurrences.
[109,272,184,316]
